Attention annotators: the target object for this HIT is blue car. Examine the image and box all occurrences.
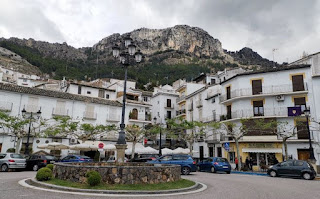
[60,155,93,163]
[197,157,231,174]
[148,154,197,175]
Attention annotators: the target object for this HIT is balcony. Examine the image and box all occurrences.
[220,83,308,103]
[0,101,13,112]
[83,111,97,120]
[176,109,186,116]
[196,100,203,108]
[52,108,68,116]
[203,114,220,122]
[164,103,174,109]
[128,117,152,123]
[176,95,186,103]
[226,107,288,120]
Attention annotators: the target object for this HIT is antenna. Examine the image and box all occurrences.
[272,48,278,68]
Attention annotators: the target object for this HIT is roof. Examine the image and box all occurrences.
[70,82,115,92]
[290,51,320,65]
[220,64,310,84]
[0,82,122,107]
[132,88,153,97]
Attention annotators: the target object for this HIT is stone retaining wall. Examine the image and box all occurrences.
[53,162,181,185]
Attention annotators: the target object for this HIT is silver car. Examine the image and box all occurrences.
[0,153,26,171]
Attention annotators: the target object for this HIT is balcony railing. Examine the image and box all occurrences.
[164,103,174,109]
[52,108,68,116]
[227,107,288,120]
[0,101,13,112]
[176,95,186,103]
[176,109,186,116]
[220,83,308,102]
[83,111,97,120]
[203,114,220,122]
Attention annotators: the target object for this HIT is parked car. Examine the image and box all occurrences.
[128,154,159,162]
[139,154,159,160]
[60,155,93,163]
[197,157,231,174]
[267,160,316,180]
[148,154,197,175]
[26,154,58,171]
[0,153,26,172]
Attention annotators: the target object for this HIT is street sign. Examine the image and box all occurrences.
[224,142,230,151]
[98,142,104,149]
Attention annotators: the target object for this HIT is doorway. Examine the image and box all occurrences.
[297,149,310,160]
[217,147,222,157]
[199,146,204,161]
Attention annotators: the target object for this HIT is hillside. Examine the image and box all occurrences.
[0,25,277,89]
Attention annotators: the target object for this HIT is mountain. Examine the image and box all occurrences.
[0,25,276,89]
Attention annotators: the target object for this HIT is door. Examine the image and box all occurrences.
[199,146,204,162]
[292,160,305,176]
[203,158,213,171]
[226,86,231,99]
[209,147,214,157]
[217,147,222,157]
[277,161,293,175]
[298,149,310,160]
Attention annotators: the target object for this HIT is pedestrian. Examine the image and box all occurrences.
[273,157,279,165]
[245,157,249,168]
[235,157,239,170]
[249,157,253,170]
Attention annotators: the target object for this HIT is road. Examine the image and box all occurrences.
[0,171,320,199]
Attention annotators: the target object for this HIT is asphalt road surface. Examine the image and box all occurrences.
[1,171,320,199]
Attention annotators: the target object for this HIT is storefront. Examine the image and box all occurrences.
[225,142,283,171]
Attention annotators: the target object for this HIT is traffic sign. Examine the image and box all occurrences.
[98,142,104,149]
[224,142,230,151]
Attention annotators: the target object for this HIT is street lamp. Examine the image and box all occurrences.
[21,107,42,155]
[153,117,162,156]
[112,35,143,162]
[304,106,316,161]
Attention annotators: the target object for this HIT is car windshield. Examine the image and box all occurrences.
[45,155,55,160]
[10,154,24,159]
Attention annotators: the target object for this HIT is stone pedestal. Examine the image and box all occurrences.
[115,144,127,163]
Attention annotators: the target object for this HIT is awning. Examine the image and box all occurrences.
[242,148,282,153]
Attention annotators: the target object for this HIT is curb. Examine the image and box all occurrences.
[231,171,268,176]
[19,178,207,197]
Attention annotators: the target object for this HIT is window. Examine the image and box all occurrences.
[105,94,110,99]
[280,161,293,167]
[211,79,216,85]
[0,154,6,159]
[294,97,306,112]
[23,79,27,82]
[167,99,172,108]
[160,155,172,161]
[78,86,82,94]
[226,86,231,100]
[143,97,148,102]
[130,109,138,120]
[98,90,105,98]
[292,75,304,92]
[227,105,232,119]
[216,158,228,162]
[296,120,309,139]
[167,111,172,119]
[211,98,215,103]
[253,100,264,116]
[87,91,91,94]
[173,155,188,160]
[294,160,304,166]
[252,79,262,95]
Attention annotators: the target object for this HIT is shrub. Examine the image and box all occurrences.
[46,164,54,171]
[6,148,15,153]
[36,168,53,181]
[86,171,101,186]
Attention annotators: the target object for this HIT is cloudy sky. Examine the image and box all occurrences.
[0,0,319,63]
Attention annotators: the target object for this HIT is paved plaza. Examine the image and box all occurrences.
[1,171,320,199]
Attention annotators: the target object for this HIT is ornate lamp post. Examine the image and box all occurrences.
[304,107,316,161]
[112,35,142,162]
[21,107,42,155]
[153,117,162,156]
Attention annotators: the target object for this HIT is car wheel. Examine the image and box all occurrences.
[182,167,191,175]
[1,164,8,172]
[269,170,277,177]
[32,165,39,171]
[302,172,312,180]
[226,171,231,174]
[211,166,216,173]
[197,166,201,171]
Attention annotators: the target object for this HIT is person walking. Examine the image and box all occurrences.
[235,157,239,171]
[249,157,253,170]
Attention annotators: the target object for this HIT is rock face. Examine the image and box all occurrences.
[226,47,277,67]
[0,37,87,61]
[94,25,224,58]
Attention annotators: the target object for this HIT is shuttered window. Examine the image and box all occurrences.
[292,75,304,91]
[252,80,262,95]
[54,101,67,116]
[227,105,232,119]
[253,100,264,116]
[226,86,231,100]
[27,97,39,112]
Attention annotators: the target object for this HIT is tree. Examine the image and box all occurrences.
[125,124,146,159]
[166,117,220,155]
[0,111,47,153]
[43,116,79,139]
[79,123,115,142]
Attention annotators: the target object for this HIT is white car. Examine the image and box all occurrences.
[0,153,26,171]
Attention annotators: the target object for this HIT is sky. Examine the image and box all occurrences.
[0,0,320,63]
